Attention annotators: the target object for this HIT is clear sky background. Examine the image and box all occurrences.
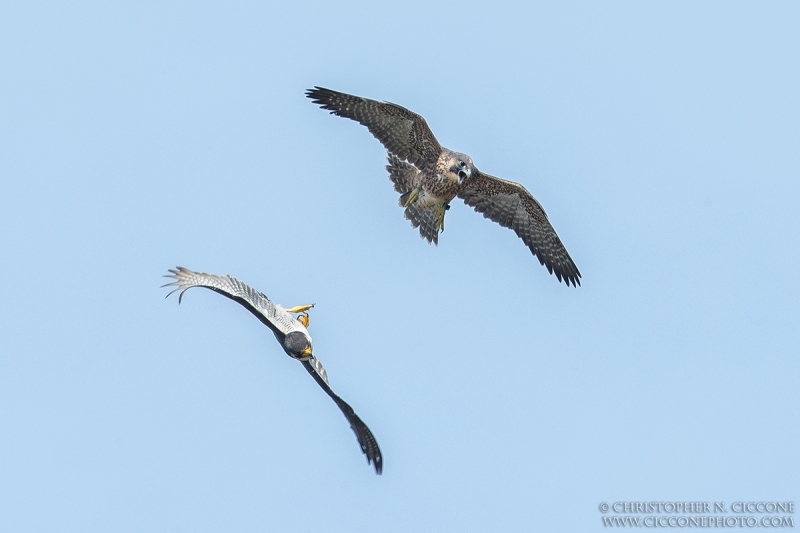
[1,1,798,531]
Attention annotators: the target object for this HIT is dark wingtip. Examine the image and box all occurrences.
[568,263,582,287]
[361,424,383,475]
[305,86,325,98]
[553,266,581,288]
[349,414,383,475]
[562,269,582,288]
[305,86,338,112]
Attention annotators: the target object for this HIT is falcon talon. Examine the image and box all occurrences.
[297,312,310,328]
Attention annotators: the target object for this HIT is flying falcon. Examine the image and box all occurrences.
[307,87,581,287]
[163,267,383,475]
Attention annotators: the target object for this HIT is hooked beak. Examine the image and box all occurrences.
[451,166,472,182]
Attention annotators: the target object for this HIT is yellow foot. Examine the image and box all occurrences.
[434,203,448,232]
[285,304,314,328]
[403,187,421,207]
[284,304,315,314]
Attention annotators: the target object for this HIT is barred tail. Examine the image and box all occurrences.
[404,205,439,245]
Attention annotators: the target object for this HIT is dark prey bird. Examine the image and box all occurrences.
[163,267,382,474]
[307,86,581,287]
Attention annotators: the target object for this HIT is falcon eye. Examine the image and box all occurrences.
[458,160,466,167]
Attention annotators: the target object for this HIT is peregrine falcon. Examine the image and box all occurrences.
[163,267,383,475]
[307,87,582,287]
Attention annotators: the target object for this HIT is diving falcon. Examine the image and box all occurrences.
[307,86,582,287]
[163,267,383,475]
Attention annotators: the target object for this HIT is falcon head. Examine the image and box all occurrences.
[448,152,474,183]
[284,331,313,360]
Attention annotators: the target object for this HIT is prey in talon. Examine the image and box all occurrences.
[284,303,315,328]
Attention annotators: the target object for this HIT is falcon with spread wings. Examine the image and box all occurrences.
[163,267,383,474]
[307,87,582,287]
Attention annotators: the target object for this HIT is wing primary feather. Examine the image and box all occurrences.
[306,86,442,169]
[458,173,582,287]
[302,358,383,475]
[162,267,287,338]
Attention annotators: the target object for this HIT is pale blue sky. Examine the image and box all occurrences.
[1,1,798,531]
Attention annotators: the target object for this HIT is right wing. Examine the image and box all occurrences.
[302,358,383,475]
[458,172,582,287]
[162,266,290,338]
[307,86,442,170]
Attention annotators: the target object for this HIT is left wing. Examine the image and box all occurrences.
[162,267,295,339]
[302,358,383,475]
[458,172,582,287]
[306,86,442,170]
